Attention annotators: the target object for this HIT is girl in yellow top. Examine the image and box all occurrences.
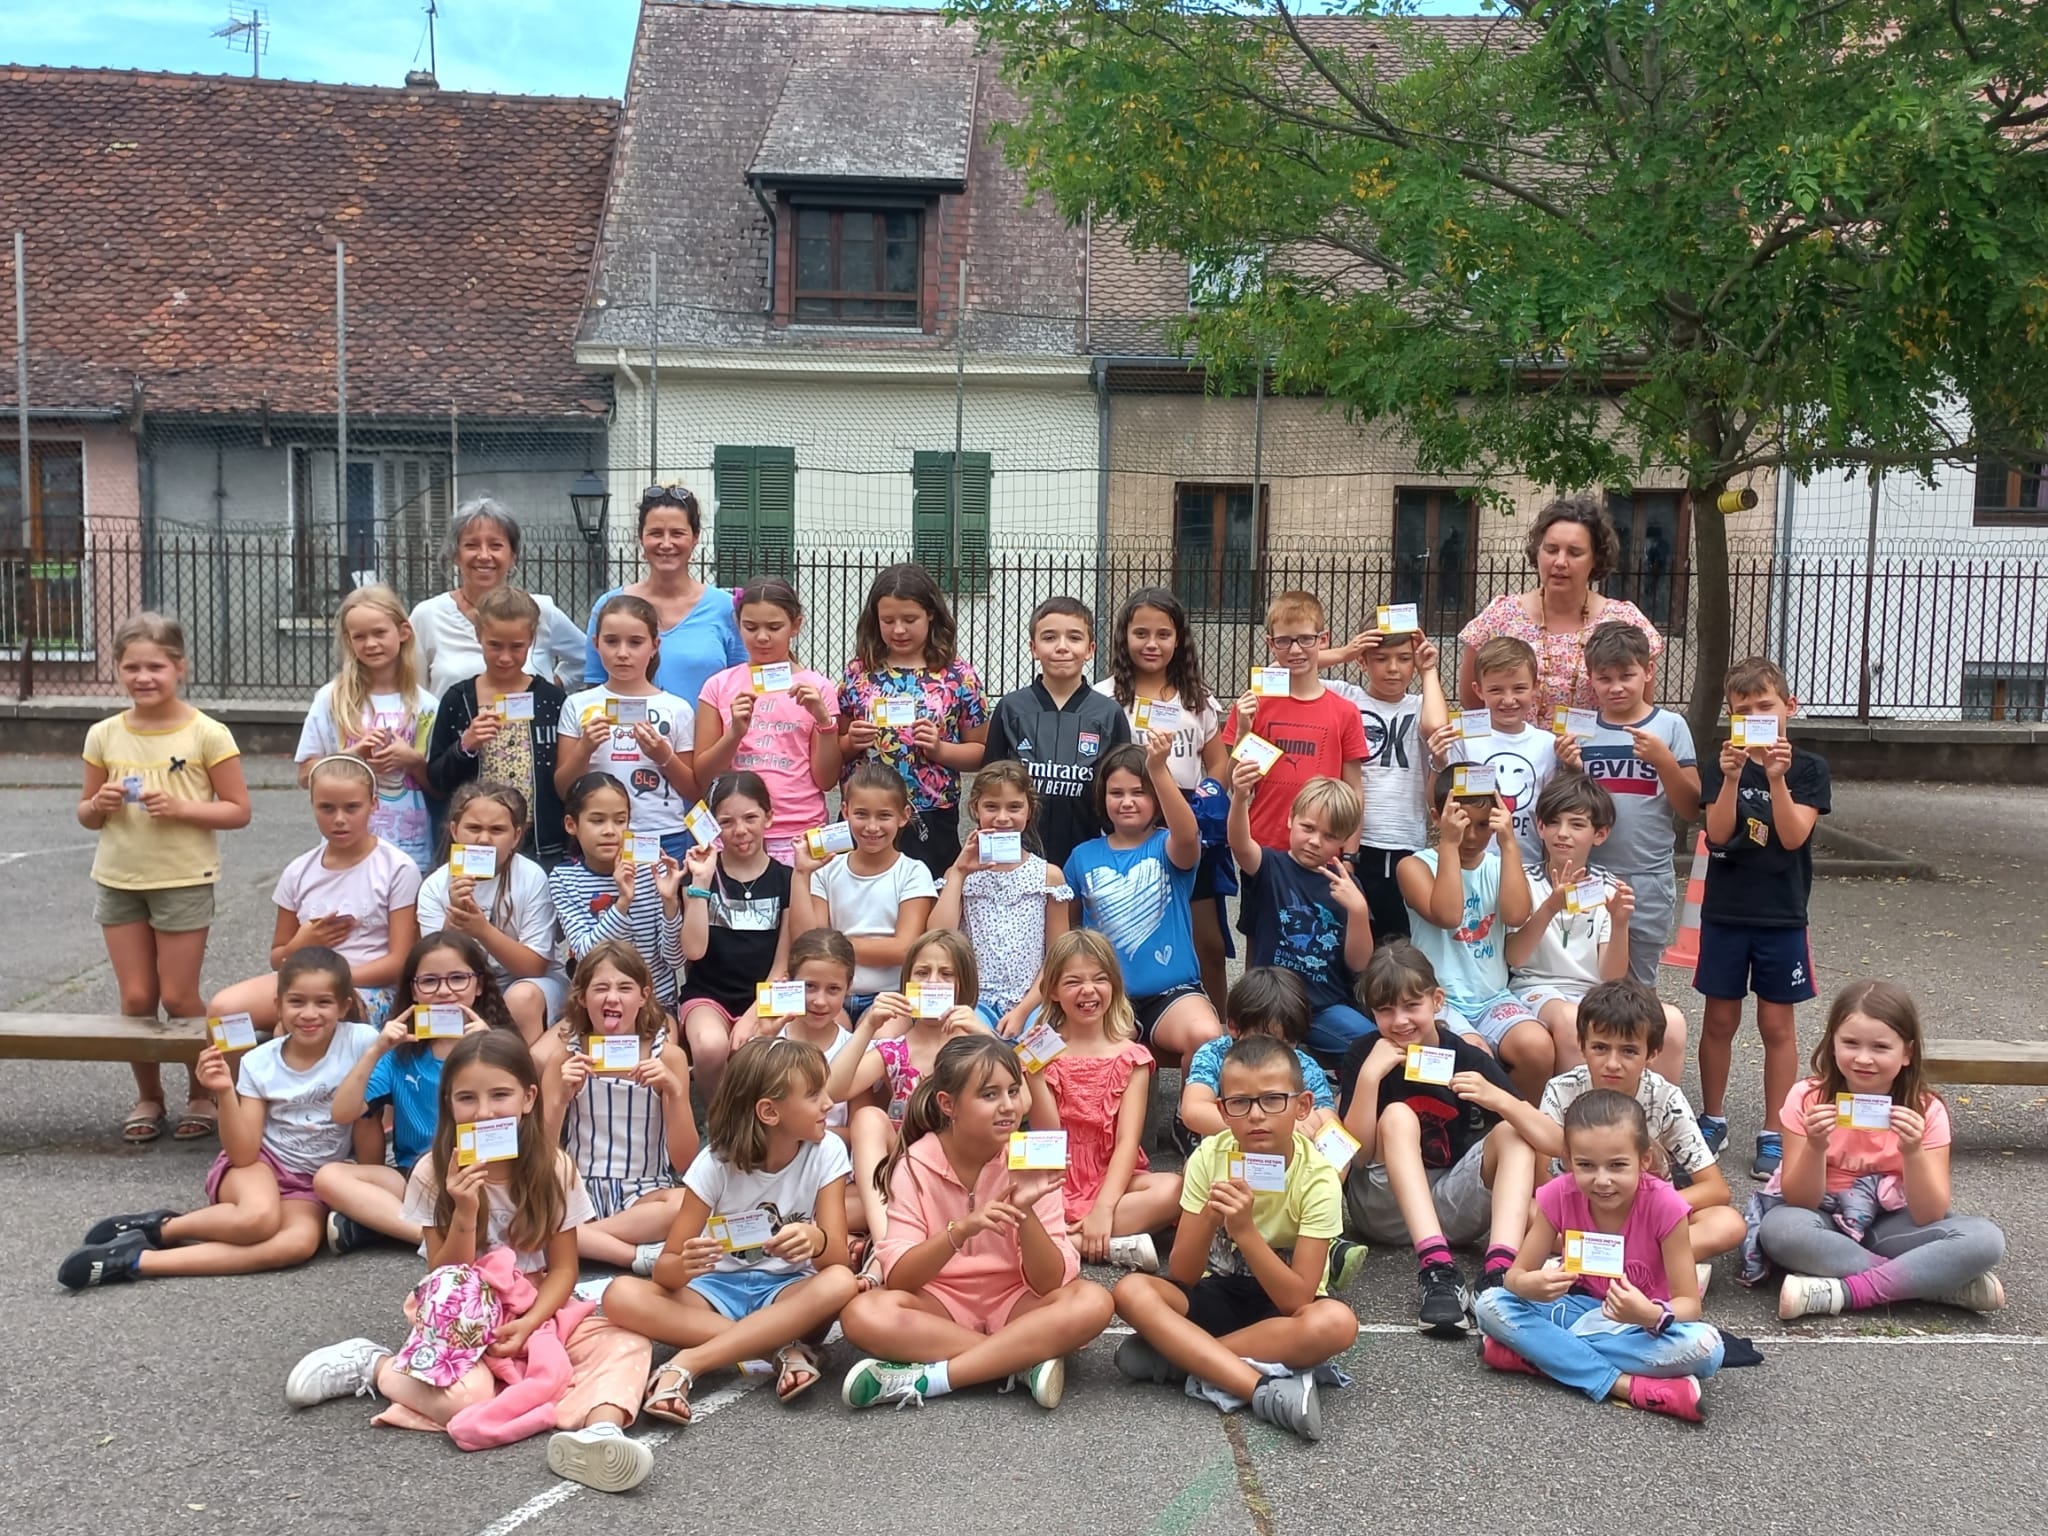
[77,613,251,1144]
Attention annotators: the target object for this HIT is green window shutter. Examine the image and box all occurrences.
[711,446,797,586]
[910,450,991,596]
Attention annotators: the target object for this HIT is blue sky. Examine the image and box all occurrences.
[9,0,1480,98]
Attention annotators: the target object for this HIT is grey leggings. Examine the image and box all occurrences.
[1757,1204,2004,1299]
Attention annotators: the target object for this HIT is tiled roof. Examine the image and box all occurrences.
[750,62,977,187]
[0,67,619,420]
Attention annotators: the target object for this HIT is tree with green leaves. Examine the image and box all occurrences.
[956,0,2048,735]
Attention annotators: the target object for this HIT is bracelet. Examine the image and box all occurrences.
[946,1219,965,1252]
[684,886,714,899]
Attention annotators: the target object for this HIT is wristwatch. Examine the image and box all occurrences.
[1650,1301,1674,1337]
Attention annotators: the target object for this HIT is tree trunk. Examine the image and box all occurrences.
[1686,485,1732,750]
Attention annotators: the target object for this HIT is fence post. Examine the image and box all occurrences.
[1856,467,1880,721]
[951,260,966,605]
[335,241,347,580]
[14,232,32,703]
[648,251,660,482]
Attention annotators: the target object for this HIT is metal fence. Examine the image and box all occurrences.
[4,526,2042,722]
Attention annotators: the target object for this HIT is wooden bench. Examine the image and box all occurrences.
[1921,1038,2048,1086]
[0,1012,207,1064]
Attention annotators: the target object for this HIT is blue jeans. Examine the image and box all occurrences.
[1473,1288,1723,1402]
[1307,1003,1375,1059]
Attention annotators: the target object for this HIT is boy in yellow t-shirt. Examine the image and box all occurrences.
[1109,1035,1360,1441]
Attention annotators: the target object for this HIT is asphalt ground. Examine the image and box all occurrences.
[3,756,2044,1536]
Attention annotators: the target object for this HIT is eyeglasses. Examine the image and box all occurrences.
[640,484,699,511]
[415,970,480,994]
[1267,634,1324,653]
[1219,1092,1301,1116]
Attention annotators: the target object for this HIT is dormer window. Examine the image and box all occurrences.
[794,207,922,325]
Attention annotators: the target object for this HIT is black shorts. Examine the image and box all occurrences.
[897,805,964,882]
[1182,1271,1284,1337]
[1353,845,1413,944]
[1132,982,1208,1045]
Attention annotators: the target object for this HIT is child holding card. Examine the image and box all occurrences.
[417,784,567,1041]
[1113,1035,1359,1441]
[534,941,698,1267]
[286,1030,656,1494]
[675,771,793,1087]
[765,928,860,1131]
[62,949,374,1287]
[547,772,687,1008]
[824,930,1008,1245]
[318,931,513,1255]
[1473,1090,1722,1421]
[1066,734,1223,1088]
[1395,766,1549,1097]
[296,585,438,869]
[1428,636,1556,867]
[1226,766,1376,1062]
[837,563,990,880]
[1222,591,1368,855]
[1035,931,1186,1271]
[1320,623,1447,945]
[1095,586,1232,1005]
[838,1034,1115,1411]
[931,761,1072,1035]
[78,611,252,1145]
[693,576,842,864]
[1755,981,2006,1318]
[1179,968,1341,1148]
[425,586,570,866]
[1693,658,1832,1179]
[607,1036,863,1419]
[1508,774,1688,1082]
[789,762,937,1020]
[980,596,1133,868]
[209,755,421,1030]
[1553,621,1699,990]
[556,594,698,856]
[1337,943,1537,1334]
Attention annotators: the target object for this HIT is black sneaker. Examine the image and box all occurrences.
[326,1210,371,1256]
[1476,1264,1509,1295]
[58,1230,147,1290]
[1167,1116,1203,1161]
[1417,1262,1472,1336]
[1113,1334,1187,1386]
[82,1209,177,1247]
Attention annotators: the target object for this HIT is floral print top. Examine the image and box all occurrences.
[1458,593,1662,720]
[837,657,990,812]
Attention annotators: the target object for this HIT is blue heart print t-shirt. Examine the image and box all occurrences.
[1066,827,1200,999]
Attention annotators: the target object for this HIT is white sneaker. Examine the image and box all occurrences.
[1107,1233,1159,1272]
[630,1242,666,1277]
[1935,1272,2007,1313]
[285,1338,390,1408]
[1695,1261,1713,1299]
[1777,1274,1847,1320]
[546,1422,654,1493]
[1023,1357,1065,1409]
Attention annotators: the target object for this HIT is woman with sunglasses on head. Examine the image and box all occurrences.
[410,498,588,698]
[583,483,746,706]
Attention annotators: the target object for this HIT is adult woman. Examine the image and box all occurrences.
[1457,493,1662,718]
[583,483,744,703]
[409,498,588,696]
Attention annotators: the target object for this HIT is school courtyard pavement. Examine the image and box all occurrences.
[1,755,2043,1536]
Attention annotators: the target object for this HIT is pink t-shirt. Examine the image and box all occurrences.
[1779,1078,1951,1193]
[272,838,423,967]
[697,663,839,841]
[1534,1171,1690,1302]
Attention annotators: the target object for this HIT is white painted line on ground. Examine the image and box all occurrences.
[467,1376,761,1536]
[0,842,96,865]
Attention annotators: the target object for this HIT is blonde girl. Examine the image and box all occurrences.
[788,761,936,1020]
[1035,930,1184,1271]
[209,754,420,1029]
[78,611,251,1143]
[607,1037,863,1420]
[930,760,1071,1036]
[536,941,698,1267]
[762,928,859,1116]
[418,783,567,1040]
[693,576,842,862]
[837,1034,1114,1411]
[677,771,794,1086]
[296,585,438,869]
[285,1030,655,1495]
[826,929,1024,1245]
[556,593,698,856]
[60,947,372,1287]
[1760,980,2006,1318]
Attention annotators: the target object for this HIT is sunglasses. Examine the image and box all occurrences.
[641,484,699,511]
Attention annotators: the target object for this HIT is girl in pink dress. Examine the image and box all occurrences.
[1036,930,1184,1273]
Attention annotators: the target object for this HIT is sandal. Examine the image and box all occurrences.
[122,1104,167,1144]
[642,1359,694,1426]
[172,1105,218,1142]
[774,1341,822,1404]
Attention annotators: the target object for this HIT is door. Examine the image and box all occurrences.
[0,441,86,651]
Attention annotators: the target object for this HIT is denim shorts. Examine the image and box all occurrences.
[688,1265,810,1321]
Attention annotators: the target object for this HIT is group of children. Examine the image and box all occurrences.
[54,561,2006,1481]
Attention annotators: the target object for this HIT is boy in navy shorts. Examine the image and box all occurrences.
[1693,657,1830,1180]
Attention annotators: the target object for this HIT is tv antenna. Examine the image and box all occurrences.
[419,1,440,80]
[213,5,269,78]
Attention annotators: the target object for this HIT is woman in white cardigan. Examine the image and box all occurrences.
[410,497,587,696]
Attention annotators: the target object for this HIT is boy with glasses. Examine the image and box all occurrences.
[1223,592,1368,851]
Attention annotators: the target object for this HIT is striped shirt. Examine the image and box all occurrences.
[365,1046,444,1172]
[562,1030,679,1207]
[546,858,686,1004]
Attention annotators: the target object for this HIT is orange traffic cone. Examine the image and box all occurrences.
[1661,831,1708,970]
